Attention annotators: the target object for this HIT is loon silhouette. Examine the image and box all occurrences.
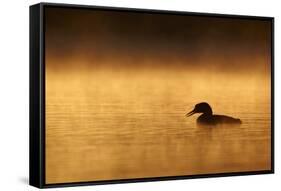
[186,102,241,125]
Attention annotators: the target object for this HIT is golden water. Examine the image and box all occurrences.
[45,66,271,184]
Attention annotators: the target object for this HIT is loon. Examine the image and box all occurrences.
[186,102,242,125]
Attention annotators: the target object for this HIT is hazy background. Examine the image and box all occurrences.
[45,7,271,184]
[45,7,271,74]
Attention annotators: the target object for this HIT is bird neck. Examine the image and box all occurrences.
[202,108,213,116]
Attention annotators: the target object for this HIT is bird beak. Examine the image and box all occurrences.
[186,109,195,117]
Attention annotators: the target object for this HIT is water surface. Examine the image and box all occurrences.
[46,68,271,183]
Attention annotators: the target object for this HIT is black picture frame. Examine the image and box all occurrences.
[30,2,274,188]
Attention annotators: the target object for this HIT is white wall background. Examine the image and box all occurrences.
[0,0,279,190]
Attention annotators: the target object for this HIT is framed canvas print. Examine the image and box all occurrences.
[29,3,274,188]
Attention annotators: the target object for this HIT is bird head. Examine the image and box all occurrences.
[186,102,212,117]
